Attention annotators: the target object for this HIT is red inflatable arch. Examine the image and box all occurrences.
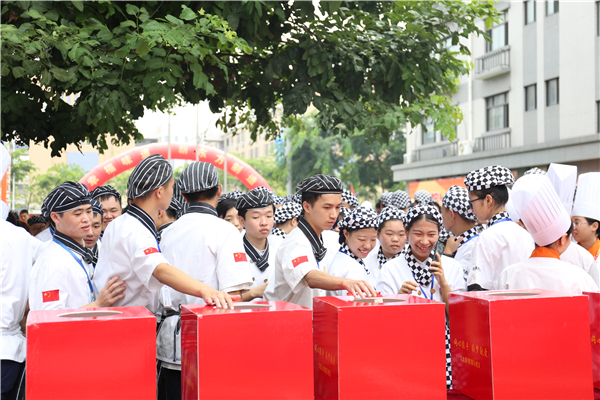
[79,142,272,191]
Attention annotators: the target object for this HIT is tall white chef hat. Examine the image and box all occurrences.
[546,163,577,215]
[572,172,600,221]
[512,174,571,246]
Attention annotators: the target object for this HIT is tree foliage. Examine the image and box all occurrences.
[28,163,84,206]
[1,1,499,156]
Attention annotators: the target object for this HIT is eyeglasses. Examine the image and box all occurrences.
[468,197,485,209]
[573,220,588,227]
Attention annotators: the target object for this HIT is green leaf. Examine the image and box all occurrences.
[165,15,184,26]
[50,67,71,82]
[136,39,151,57]
[180,5,196,21]
[145,58,165,69]
[126,4,139,16]
[12,66,27,79]
[71,1,84,12]
[120,20,136,29]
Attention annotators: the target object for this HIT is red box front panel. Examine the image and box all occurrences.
[450,290,594,400]
[26,307,156,400]
[584,291,600,389]
[181,301,313,400]
[313,295,447,400]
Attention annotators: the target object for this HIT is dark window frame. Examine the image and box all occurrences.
[546,78,559,106]
[525,1,536,25]
[486,93,509,131]
[421,118,438,145]
[525,84,537,111]
[485,13,508,53]
[546,1,559,15]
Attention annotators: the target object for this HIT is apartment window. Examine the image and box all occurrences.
[525,85,536,111]
[486,93,509,131]
[546,78,559,106]
[525,1,536,24]
[546,1,558,15]
[486,13,508,52]
[421,118,437,145]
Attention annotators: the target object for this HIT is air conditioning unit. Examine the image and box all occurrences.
[458,140,473,156]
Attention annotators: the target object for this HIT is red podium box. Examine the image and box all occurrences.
[584,291,600,389]
[449,289,594,400]
[26,307,156,400]
[313,295,447,400]
[180,301,313,400]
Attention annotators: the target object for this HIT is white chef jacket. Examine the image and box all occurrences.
[326,250,377,296]
[35,226,53,242]
[560,241,599,286]
[455,235,480,284]
[94,212,168,313]
[377,254,466,302]
[321,229,340,273]
[263,227,327,308]
[363,240,381,282]
[247,242,278,290]
[156,213,253,369]
[267,232,285,252]
[1,220,43,362]
[497,257,599,294]
[29,240,95,311]
[467,220,535,290]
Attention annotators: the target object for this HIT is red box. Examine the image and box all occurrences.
[180,301,313,400]
[313,295,447,400]
[449,289,594,400]
[584,291,600,389]
[26,307,156,400]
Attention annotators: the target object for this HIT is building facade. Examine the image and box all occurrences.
[393,1,600,185]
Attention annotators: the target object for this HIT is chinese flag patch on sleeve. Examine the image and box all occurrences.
[292,256,309,268]
[234,252,248,262]
[144,247,159,255]
[42,290,60,303]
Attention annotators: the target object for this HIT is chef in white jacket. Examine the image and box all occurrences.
[498,174,598,294]
[364,206,406,282]
[327,206,379,295]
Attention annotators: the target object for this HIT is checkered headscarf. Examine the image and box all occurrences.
[464,165,514,191]
[524,167,546,176]
[380,191,393,207]
[178,162,218,194]
[338,206,378,244]
[342,189,360,208]
[218,189,243,203]
[274,202,302,224]
[236,188,274,211]
[291,193,302,204]
[377,206,405,227]
[391,190,411,209]
[272,194,287,205]
[42,181,92,220]
[127,154,173,199]
[296,174,343,195]
[404,204,443,229]
[414,190,433,205]
[442,185,477,222]
[90,185,121,203]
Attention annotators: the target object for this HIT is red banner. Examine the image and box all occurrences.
[79,143,272,192]
[408,177,467,204]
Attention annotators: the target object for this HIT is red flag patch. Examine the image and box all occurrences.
[292,256,309,268]
[144,247,159,255]
[234,252,247,262]
[42,290,60,303]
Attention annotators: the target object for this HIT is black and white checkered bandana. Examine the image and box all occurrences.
[342,189,360,208]
[271,227,287,238]
[297,217,327,262]
[296,174,343,195]
[91,199,103,216]
[90,185,122,203]
[459,225,483,246]
[464,165,515,191]
[274,202,302,224]
[218,190,243,203]
[42,181,92,221]
[376,246,402,267]
[27,215,46,226]
[524,167,546,176]
[292,193,302,204]
[442,185,477,221]
[236,188,274,211]
[380,191,393,207]
[178,161,218,194]
[339,242,370,272]
[377,206,406,227]
[243,235,270,272]
[488,211,511,226]
[127,154,173,199]
[404,204,443,229]
[272,194,287,205]
[391,190,411,209]
[337,206,379,231]
[404,246,435,286]
[439,226,450,244]
[414,190,433,205]
[168,183,186,219]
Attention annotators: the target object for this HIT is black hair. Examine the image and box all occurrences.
[165,208,178,220]
[375,200,382,209]
[20,209,28,214]
[237,204,276,220]
[541,221,575,248]
[301,192,322,207]
[182,185,219,203]
[377,218,404,233]
[97,194,121,205]
[405,213,440,232]
[216,198,237,219]
[338,227,357,244]
[585,217,600,238]
[429,201,441,213]
[470,185,509,207]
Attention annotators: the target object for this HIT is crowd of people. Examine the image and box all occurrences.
[1,140,599,399]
